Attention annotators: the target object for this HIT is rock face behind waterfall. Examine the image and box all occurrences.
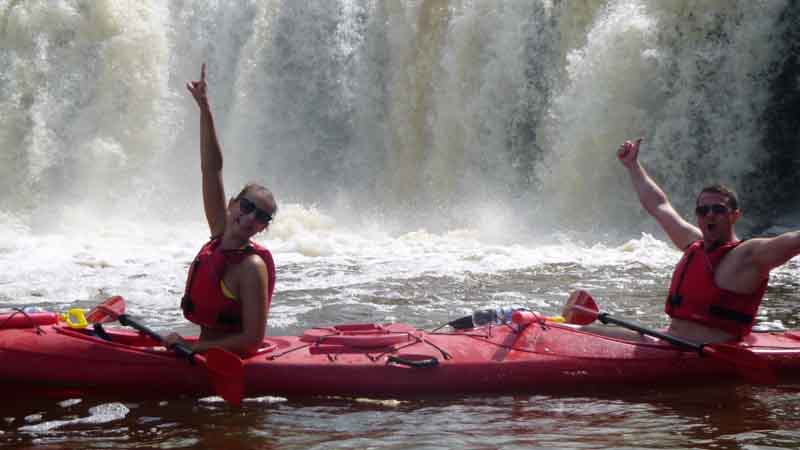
[758,2,800,227]
[0,1,798,234]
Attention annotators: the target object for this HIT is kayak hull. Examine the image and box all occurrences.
[2,315,800,400]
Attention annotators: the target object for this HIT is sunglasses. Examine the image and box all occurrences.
[238,197,273,224]
[695,203,730,216]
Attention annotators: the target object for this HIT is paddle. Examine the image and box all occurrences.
[562,290,777,386]
[87,296,245,406]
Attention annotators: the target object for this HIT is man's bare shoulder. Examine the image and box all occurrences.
[733,236,780,256]
[727,238,764,262]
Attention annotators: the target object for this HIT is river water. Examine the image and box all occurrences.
[2,0,800,448]
[1,222,800,449]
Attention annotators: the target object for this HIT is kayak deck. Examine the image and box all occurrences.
[2,316,800,400]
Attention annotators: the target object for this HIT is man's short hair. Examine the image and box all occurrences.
[697,184,739,210]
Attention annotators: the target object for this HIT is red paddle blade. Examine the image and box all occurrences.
[703,344,777,386]
[86,296,126,324]
[562,290,599,325]
[203,348,245,407]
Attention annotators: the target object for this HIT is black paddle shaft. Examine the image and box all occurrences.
[118,314,196,360]
[598,313,704,353]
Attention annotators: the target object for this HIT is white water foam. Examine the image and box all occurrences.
[0,199,681,314]
[18,402,129,433]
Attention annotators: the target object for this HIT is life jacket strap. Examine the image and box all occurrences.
[668,250,695,308]
[708,305,754,325]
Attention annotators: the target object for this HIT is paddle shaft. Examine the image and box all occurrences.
[596,312,704,352]
[570,304,706,353]
[118,314,196,360]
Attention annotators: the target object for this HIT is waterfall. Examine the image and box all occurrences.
[1,0,797,235]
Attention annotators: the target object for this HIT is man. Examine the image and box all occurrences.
[616,138,800,342]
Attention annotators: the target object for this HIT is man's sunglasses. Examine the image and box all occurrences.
[239,197,273,224]
[695,203,730,216]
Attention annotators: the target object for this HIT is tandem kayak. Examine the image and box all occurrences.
[2,308,800,401]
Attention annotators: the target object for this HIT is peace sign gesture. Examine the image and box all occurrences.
[186,63,209,109]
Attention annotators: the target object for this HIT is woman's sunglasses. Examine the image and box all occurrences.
[239,197,273,224]
[695,203,730,216]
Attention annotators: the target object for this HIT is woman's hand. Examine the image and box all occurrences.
[164,332,192,350]
[617,138,642,169]
[186,63,209,109]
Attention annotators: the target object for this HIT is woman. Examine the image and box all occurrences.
[165,64,276,355]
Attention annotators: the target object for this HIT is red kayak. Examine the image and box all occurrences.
[2,307,800,402]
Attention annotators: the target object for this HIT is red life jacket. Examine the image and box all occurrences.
[665,240,766,338]
[180,237,275,332]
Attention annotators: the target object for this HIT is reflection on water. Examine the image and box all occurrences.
[3,385,800,449]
